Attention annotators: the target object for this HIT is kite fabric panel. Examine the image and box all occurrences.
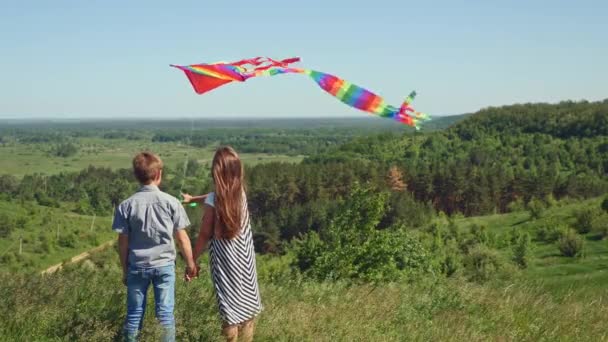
[170,57,430,129]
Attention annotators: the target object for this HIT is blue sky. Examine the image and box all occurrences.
[0,0,606,118]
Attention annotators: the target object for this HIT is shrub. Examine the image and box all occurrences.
[0,213,14,238]
[292,185,434,283]
[593,217,608,240]
[463,245,505,283]
[507,198,525,212]
[52,142,78,158]
[557,229,585,258]
[470,224,489,245]
[535,221,566,243]
[0,252,16,265]
[574,208,599,234]
[58,234,77,249]
[439,239,461,277]
[602,197,608,214]
[512,232,531,268]
[544,194,557,208]
[35,193,60,208]
[527,198,545,220]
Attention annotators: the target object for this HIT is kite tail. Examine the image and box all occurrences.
[397,91,431,130]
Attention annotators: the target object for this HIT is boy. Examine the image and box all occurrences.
[112,151,197,342]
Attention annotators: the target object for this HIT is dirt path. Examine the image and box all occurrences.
[41,240,115,275]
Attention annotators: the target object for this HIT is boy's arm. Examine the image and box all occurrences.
[118,234,129,285]
[112,204,130,286]
[175,230,197,280]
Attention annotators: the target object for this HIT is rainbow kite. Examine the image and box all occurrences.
[171,57,430,129]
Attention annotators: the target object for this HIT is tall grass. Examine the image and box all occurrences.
[0,249,606,341]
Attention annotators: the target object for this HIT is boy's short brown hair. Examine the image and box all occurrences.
[132,152,163,184]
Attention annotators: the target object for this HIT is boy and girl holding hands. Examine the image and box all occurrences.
[113,147,261,342]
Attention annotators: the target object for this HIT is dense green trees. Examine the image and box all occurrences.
[292,185,433,282]
[0,99,606,256]
[51,143,78,158]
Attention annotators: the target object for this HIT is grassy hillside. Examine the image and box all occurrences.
[0,200,113,273]
[452,197,608,298]
[0,240,606,341]
[0,197,606,341]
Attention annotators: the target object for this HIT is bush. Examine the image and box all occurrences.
[593,217,608,240]
[58,234,77,249]
[0,213,14,238]
[463,245,505,283]
[527,198,545,220]
[512,232,531,268]
[292,185,434,283]
[52,142,78,158]
[470,224,489,245]
[507,198,525,212]
[439,239,461,277]
[602,197,608,214]
[544,194,557,208]
[0,252,16,265]
[535,221,566,243]
[557,229,585,258]
[574,208,599,234]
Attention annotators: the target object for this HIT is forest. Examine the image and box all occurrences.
[0,100,607,340]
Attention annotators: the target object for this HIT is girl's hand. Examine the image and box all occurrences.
[181,193,193,204]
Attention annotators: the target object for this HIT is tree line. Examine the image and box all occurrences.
[0,100,606,254]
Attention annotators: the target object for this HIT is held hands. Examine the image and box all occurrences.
[184,264,200,282]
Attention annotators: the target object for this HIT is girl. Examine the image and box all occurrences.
[184,146,262,342]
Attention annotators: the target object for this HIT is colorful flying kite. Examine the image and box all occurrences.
[171,57,430,129]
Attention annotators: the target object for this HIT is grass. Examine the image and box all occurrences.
[0,200,113,273]
[0,138,303,177]
[452,197,608,298]
[0,249,607,341]
[1,196,607,340]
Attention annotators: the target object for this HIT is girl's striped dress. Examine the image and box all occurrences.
[204,192,263,325]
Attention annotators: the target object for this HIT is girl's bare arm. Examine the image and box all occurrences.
[193,204,215,262]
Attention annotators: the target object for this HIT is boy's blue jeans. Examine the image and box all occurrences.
[124,264,176,342]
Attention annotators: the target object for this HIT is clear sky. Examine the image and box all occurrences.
[0,0,606,118]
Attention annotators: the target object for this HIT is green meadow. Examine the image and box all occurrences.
[0,138,302,178]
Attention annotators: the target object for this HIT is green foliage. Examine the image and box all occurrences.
[463,245,506,283]
[58,233,77,249]
[470,224,490,245]
[601,196,608,214]
[593,219,608,240]
[512,232,531,269]
[535,220,566,243]
[0,200,114,272]
[507,198,526,212]
[0,213,14,238]
[574,208,601,234]
[52,142,78,158]
[292,186,433,282]
[73,199,94,216]
[557,229,585,258]
[527,198,546,220]
[439,238,462,277]
[0,252,607,341]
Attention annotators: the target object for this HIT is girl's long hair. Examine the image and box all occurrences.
[212,146,246,239]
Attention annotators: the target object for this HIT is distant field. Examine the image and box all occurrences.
[0,138,303,177]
